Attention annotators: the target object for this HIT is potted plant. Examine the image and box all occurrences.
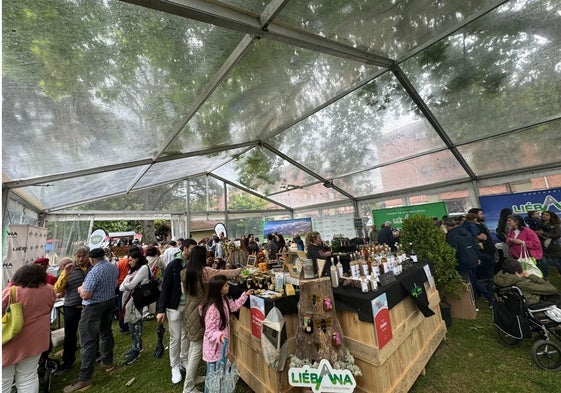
[399,215,464,327]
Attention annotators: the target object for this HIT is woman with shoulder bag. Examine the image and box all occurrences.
[2,264,56,393]
[119,249,150,365]
[536,210,561,277]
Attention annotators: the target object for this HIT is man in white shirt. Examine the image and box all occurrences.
[162,240,180,268]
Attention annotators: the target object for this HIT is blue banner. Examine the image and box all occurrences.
[479,188,561,238]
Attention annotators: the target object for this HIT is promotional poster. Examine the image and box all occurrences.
[372,202,447,230]
[479,188,561,236]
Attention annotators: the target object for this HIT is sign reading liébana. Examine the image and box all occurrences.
[288,359,356,392]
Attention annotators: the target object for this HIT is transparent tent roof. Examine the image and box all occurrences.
[2,0,561,214]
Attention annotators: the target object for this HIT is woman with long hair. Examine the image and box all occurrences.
[201,275,252,393]
[2,264,56,392]
[119,248,150,365]
[506,214,545,277]
[144,246,164,318]
[536,210,561,277]
[180,246,207,393]
[495,207,513,270]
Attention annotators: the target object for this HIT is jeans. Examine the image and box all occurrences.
[2,354,41,393]
[62,305,83,365]
[460,269,492,304]
[129,319,143,353]
[167,306,188,368]
[476,252,496,281]
[78,299,115,381]
[182,339,203,393]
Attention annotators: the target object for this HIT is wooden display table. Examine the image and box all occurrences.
[229,265,446,393]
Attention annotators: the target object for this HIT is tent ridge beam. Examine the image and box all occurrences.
[153,34,257,159]
[390,65,477,179]
[262,69,387,142]
[396,0,510,64]
[120,0,393,67]
[207,172,293,212]
[261,142,358,202]
[5,142,258,190]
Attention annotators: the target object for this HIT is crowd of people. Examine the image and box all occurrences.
[2,214,560,392]
[1,231,289,393]
[440,207,561,308]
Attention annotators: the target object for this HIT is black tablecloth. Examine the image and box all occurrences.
[229,262,432,323]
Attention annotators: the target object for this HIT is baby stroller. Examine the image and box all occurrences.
[37,341,60,393]
[37,306,62,392]
[492,285,561,371]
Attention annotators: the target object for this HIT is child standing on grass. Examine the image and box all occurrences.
[201,275,253,393]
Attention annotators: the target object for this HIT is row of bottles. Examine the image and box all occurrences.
[330,242,418,291]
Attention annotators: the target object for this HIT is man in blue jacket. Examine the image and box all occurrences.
[444,218,493,307]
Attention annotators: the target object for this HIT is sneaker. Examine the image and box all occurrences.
[171,365,182,384]
[100,363,115,372]
[54,361,74,376]
[63,380,92,393]
[124,351,140,365]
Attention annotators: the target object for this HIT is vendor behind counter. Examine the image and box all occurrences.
[305,231,333,276]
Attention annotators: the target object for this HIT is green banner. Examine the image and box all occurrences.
[372,202,448,229]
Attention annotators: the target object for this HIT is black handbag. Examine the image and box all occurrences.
[132,267,161,311]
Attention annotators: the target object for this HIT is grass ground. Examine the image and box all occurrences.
[50,272,561,393]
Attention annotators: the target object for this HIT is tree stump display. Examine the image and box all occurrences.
[295,277,347,364]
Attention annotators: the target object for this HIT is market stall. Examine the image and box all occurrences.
[228,255,446,393]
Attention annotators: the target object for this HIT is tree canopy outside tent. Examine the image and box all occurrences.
[2,0,560,225]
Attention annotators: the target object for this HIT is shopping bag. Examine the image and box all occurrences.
[517,244,543,279]
[132,269,161,310]
[206,338,239,393]
[2,286,24,344]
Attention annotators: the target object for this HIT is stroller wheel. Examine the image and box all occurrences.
[41,364,52,393]
[531,339,561,371]
[40,359,59,393]
[495,326,522,346]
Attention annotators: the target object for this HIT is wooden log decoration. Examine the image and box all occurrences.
[295,277,347,364]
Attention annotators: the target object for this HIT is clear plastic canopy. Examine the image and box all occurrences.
[2,0,561,213]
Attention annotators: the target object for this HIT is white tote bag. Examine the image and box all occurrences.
[517,243,543,279]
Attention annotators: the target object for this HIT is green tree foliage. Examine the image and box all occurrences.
[228,193,268,211]
[400,215,463,298]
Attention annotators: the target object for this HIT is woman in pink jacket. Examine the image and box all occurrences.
[201,275,252,393]
[506,214,545,276]
[2,264,56,393]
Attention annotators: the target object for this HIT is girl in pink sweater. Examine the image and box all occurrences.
[201,275,252,393]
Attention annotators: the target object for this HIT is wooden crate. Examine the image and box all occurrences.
[230,307,299,393]
[445,282,477,320]
[339,283,446,393]
[229,282,446,393]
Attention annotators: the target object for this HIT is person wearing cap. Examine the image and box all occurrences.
[494,258,559,305]
[33,257,57,285]
[157,238,197,384]
[52,246,91,375]
[63,248,118,393]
